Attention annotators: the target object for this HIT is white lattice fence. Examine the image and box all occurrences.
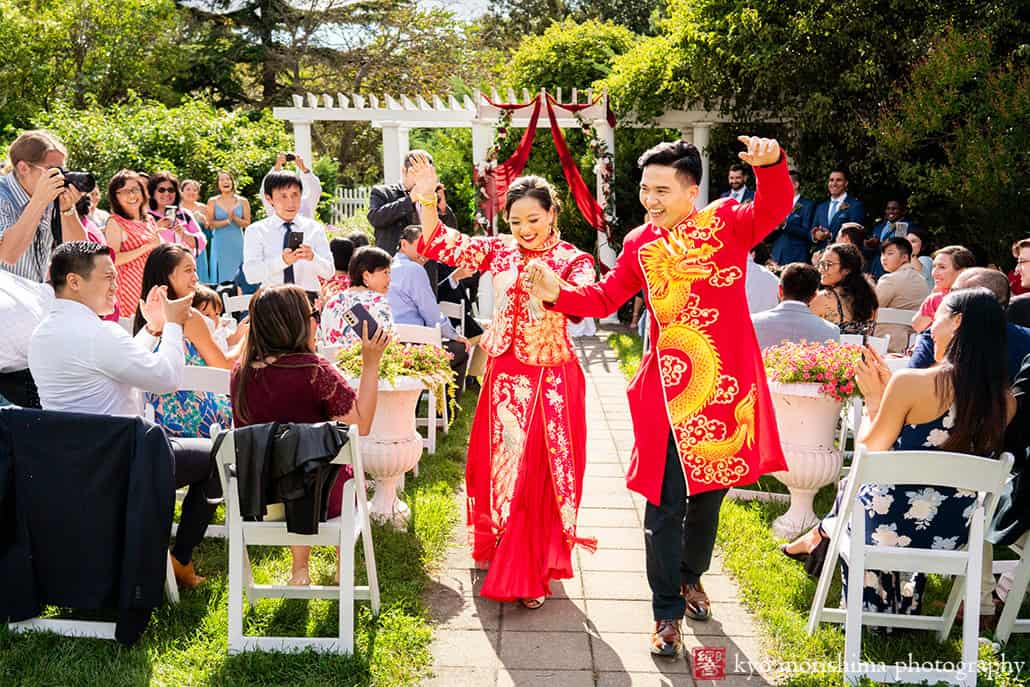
[331,186,371,224]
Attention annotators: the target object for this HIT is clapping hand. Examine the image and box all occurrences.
[736,135,781,167]
[855,344,891,413]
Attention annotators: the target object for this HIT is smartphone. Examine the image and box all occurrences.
[285,152,296,162]
[287,230,304,251]
[165,205,178,221]
[343,303,379,340]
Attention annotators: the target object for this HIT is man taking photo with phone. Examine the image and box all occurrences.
[243,171,333,300]
[260,152,323,220]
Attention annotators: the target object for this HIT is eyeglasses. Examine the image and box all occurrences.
[115,187,142,197]
[310,309,322,324]
[155,186,176,194]
[816,261,840,270]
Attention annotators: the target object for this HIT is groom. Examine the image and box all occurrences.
[527,136,792,657]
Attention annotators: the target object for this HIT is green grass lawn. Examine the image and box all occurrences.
[0,394,477,687]
[606,332,1030,686]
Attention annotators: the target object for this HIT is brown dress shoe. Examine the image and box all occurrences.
[682,582,711,621]
[650,618,682,657]
[171,556,206,589]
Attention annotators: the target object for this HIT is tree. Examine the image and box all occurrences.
[604,0,1026,210]
[874,30,1030,262]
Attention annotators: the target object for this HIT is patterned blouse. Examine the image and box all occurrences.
[145,341,233,438]
[320,287,395,348]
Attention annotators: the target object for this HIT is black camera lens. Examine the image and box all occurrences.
[55,167,97,193]
[284,153,296,162]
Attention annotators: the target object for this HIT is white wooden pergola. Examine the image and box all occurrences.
[272,88,731,316]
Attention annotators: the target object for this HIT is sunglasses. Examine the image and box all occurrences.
[155,186,176,194]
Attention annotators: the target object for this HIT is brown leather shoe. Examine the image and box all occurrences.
[682,582,711,621]
[650,619,682,657]
[171,556,206,589]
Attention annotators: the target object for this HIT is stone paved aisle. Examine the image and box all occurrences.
[423,332,775,686]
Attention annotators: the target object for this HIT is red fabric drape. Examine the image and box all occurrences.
[544,95,606,233]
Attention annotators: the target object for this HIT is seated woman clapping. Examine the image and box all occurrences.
[781,287,1016,617]
[230,284,390,586]
[320,246,395,348]
[134,245,239,438]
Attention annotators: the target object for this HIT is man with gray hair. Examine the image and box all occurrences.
[908,267,1030,381]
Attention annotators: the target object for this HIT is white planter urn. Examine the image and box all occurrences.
[767,381,845,540]
[359,376,425,529]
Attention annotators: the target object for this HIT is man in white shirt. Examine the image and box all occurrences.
[745,250,779,314]
[259,152,322,220]
[28,240,215,588]
[0,270,54,406]
[243,171,333,298]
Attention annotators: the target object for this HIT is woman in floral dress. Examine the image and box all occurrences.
[320,246,395,349]
[409,154,596,609]
[134,245,238,438]
[781,288,1016,615]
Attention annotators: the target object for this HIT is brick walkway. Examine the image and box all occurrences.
[423,332,775,686]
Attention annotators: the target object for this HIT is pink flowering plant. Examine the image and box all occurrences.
[336,341,457,420]
[762,340,863,402]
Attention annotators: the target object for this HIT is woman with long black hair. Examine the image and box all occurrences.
[782,287,1016,616]
[809,242,879,335]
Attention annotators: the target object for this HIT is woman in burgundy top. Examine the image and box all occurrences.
[230,284,390,585]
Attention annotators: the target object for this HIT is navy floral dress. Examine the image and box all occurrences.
[822,406,979,615]
[145,341,233,438]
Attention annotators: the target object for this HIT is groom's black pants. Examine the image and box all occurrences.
[645,431,728,621]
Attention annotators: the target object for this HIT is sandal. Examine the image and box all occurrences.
[519,596,545,610]
[682,583,710,621]
[779,543,809,563]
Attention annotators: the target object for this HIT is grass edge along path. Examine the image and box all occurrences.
[0,392,478,687]
[605,332,1029,687]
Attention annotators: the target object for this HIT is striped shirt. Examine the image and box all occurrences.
[0,172,55,282]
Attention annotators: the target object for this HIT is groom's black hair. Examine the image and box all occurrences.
[637,140,702,187]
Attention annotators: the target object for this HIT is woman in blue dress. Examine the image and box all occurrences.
[206,171,250,284]
[781,288,1016,616]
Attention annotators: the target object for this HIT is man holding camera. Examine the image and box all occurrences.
[0,130,87,282]
[260,152,323,220]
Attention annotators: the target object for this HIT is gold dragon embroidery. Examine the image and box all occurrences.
[640,205,754,483]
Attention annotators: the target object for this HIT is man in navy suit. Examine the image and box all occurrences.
[719,163,755,204]
[866,199,920,279]
[771,170,816,266]
[811,168,865,249]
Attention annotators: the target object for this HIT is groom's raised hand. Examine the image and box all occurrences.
[737,135,781,167]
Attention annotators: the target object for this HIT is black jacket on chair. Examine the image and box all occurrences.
[0,409,176,645]
[224,422,349,535]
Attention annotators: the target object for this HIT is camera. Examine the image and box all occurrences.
[53,167,96,194]
[284,152,296,162]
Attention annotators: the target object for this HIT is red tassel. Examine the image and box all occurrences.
[570,535,598,554]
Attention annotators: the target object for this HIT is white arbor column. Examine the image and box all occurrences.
[381,124,410,185]
[471,122,495,317]
[692,124,711,208]
[595,119,619,324]
[292,120,313,170]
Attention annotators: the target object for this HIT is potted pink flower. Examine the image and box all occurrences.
[762,340,863,538]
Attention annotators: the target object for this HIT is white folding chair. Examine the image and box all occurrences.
[394,323,448,456]
[144,365,232,603]
[215,424,380,654]
[875,307,918,328]
[222,293,253,319]
[992,533,1030,644]
[807,447,1013,686]
[438,300,465,338]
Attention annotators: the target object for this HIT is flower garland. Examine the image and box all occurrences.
[571,108,617,239]
[473,108,513,234]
